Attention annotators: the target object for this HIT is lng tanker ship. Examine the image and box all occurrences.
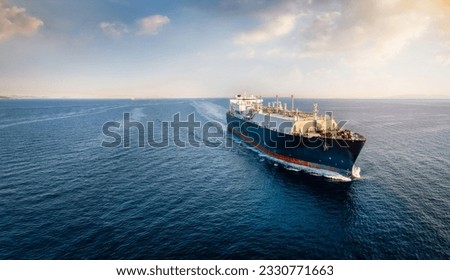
[226,94,366,179]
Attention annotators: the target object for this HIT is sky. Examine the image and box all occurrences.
[0,0,450,99]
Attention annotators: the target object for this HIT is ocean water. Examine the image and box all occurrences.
[0,98,449,260]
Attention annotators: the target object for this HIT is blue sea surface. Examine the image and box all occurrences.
[0,98,449,259]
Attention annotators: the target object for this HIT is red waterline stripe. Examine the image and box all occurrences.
[230,127,338,173]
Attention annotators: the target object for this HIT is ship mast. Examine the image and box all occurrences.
[313,103,318,121]
[276,95,279,112]
[291,95,294,113]
[313,103,318,128]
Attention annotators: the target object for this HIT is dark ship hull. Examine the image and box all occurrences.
[227,112,365,178]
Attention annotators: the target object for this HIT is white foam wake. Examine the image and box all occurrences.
[0,106,124,130]
[190,101,227,129]
[130,107,146,121]
[352,166,361,179]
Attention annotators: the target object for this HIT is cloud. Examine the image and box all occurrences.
[301,0,431,64]
[137,15,170,35]
[99,15,169,38]
[99,21,129,38]
[230,0,450,66]
[429,0,450,64]
[436,42,450,65]
[231,1,305,44]
[0,1,43,41]
[436,52,450,65]
[234,13,297,44]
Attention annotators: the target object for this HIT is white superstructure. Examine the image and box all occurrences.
[228,94,355,139]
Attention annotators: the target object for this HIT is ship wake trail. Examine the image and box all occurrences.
[0,104,131,130]
[190,101,227,130]
[99,107,148,144]
[130,108,146,121]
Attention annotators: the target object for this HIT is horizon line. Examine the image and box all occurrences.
[1,96,450,100]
